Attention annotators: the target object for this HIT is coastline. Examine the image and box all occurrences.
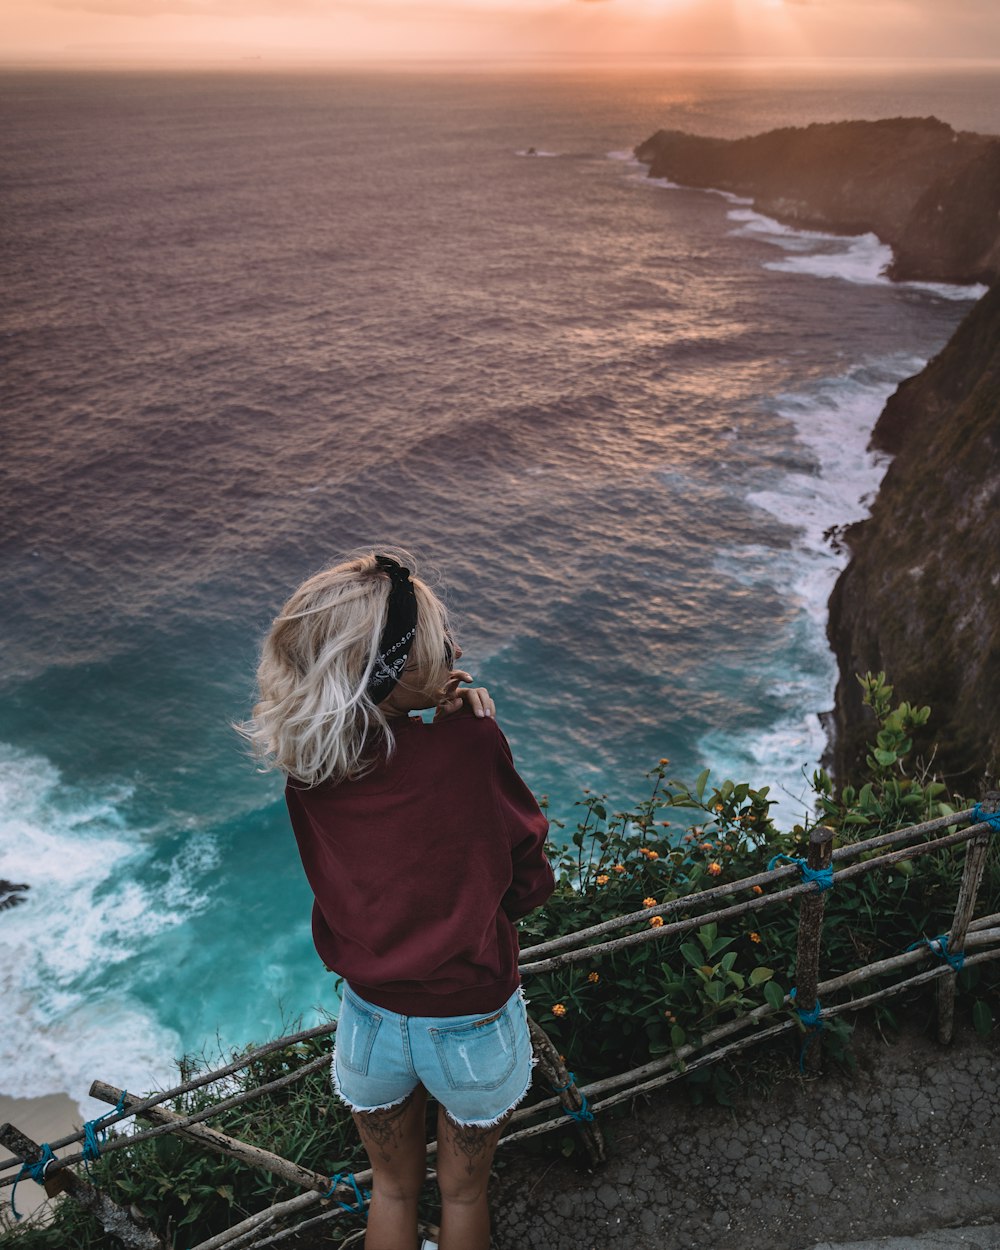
[0,1092,79,1222]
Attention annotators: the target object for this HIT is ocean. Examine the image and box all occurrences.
[1,62,996,1113]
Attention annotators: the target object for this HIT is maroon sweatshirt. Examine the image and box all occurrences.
[285,707,554,1017]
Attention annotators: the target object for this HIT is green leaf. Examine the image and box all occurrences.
[749,966,774,987]
[680,942,704,969]
[695,768,710,801]
[763,981,785,1011]
[873,749,897,767]
[698,923,718,951]
[704,981,725,1004]
[670,1024,686,1049]
[972,999,993,1038]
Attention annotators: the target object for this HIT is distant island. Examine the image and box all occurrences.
[635,118,1000,786]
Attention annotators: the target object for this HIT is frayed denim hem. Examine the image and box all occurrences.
[441,1054,538,1130]
[330,1052,418,1115]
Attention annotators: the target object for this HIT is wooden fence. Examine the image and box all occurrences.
[2,797,998,1249]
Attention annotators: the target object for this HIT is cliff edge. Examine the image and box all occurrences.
[827,282,1000,785]
[634,117,1000,285]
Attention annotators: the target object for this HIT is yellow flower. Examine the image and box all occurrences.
[587,971,600,984]
[612,863,627,874]
[752,884,764,895]
[595,874,610,885]
[708,862,723,876]
[749,932,762,943]
[649,916,664,928]
[552,1003,567,1017]
[643,897,657,908]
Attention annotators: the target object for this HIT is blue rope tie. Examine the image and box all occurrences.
[907,934,965,972]
[789,988,824,1072]
[325,1172,370,1219]
[563,1092,595,1124]
[550,1072,594,1123]
[767,853,834,892]
[10,1143,56,1222]
[970,803,1000,832]
[82,1090,129,1174]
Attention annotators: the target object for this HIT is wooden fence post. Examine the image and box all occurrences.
[526,1016,606,1165]
[0,1122,165,1249]
[936,790,998,1045]
[793,824,835,1072]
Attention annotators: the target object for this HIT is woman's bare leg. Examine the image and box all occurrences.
[434,1106,509,1250]
[351,1085,428,1250]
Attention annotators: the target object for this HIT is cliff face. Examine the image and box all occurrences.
[827,283,1000,786]
[634,118,1000,285]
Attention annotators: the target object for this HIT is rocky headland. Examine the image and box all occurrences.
[827,283,1000,786]
[634,117,1000,285]
[635,118,1000,786]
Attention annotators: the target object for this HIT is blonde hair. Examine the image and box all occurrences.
[238,548,452,787]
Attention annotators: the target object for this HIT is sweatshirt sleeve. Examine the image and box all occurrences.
[493,726,555,921]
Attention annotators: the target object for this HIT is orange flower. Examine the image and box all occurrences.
[660,820,671,827]
[612,863,627,874]
[724,844,733,851]
[587,971,600,984]
[649,916,664,928]
[752,884,764,896]
[749,932,762,943]
[715,803,724,812]
[659,757,670,766]
[699,843,713,853]
[552,1003,567,1018]
[707,862,723,876]
[643,897,657,908]
[639,847,660,860]
[595,874,610,886]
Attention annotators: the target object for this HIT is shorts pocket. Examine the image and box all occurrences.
[335,994,382,1077]
[429,1005,519,1092]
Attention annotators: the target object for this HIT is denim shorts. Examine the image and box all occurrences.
[332,984,535,1128]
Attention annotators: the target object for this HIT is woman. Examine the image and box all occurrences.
[242,549,554,1250]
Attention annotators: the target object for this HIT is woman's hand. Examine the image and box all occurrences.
[435,671,496,720]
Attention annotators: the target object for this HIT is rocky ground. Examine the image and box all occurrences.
[489,1015,1000,1250]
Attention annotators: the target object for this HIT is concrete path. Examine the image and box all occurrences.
[490,1022,1000,1250]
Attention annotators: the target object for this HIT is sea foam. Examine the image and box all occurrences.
[700,356,925,816]
[0,744,217,1116]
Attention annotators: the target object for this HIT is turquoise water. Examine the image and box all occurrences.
[1,64,994,1111]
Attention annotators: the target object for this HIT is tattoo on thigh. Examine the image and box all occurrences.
[447,1114,509,1176]
[353,1089,419,1164]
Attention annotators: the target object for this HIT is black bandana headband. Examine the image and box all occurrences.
[367,556,418,705]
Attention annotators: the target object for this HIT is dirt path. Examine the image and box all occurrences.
[490,1019,1000,1250]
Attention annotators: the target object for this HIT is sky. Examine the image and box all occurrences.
[2,0,1000,68]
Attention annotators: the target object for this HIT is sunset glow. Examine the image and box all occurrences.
[3,0,1000,68]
